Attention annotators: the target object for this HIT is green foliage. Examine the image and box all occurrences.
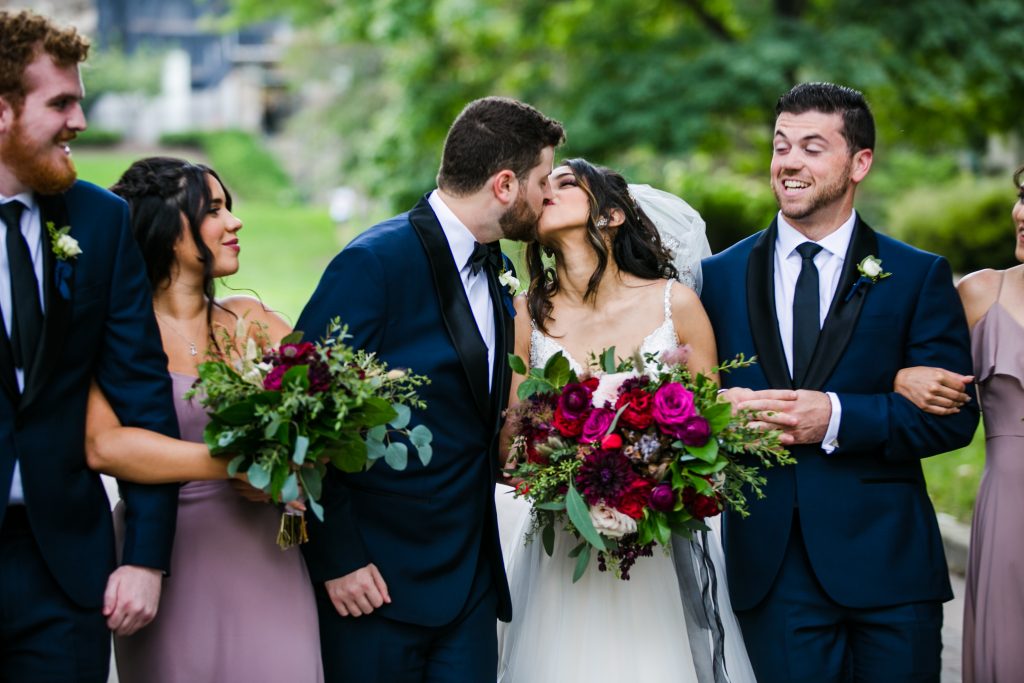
[73,129,124,147]
[887,175,1020,274]
[159,130,297,203]
[922,424,984,523]
[81,48,163,114]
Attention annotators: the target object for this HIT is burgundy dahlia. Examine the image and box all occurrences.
[575,449,634,507]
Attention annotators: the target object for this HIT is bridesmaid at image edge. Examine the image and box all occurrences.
[896,163,1024,683]
[84,158,323,682]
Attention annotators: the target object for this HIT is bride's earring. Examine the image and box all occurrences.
[595,217,609,229]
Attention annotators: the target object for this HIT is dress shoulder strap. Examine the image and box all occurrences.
[996,270,1007,302]
[663,279,674,321]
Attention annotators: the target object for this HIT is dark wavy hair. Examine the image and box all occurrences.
[110,156,233,349]
[526,158,678,333]
[1014,164,1024,192]
[776,82,875,153]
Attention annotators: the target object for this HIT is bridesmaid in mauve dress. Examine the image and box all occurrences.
[85,158,323,682]
[896,163,1024,683]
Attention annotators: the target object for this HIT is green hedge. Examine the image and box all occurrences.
[887,176,1019,274]
[158,130,297,204]
[73,128,123,147]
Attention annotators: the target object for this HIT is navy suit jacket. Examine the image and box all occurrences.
[701,217,978,611]
[0,180,179,608]
[296,196,514,626]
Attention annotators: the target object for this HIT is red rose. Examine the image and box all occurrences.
[600,433,623,450]
[525,428,550,465]
[682,486,722,520]
[582,377,600,393]
[553,404,586,437]
[617,479,653,519]
[616,388,654,430]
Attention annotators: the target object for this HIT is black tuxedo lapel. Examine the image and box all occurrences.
[408,197,491,422]
[486,248,514,423]
[21,194,73,411]
[802,218,878,390]
[745,221,792,390]
[0,291,15,403]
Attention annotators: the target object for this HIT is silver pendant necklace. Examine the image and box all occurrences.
[154,311,204,357]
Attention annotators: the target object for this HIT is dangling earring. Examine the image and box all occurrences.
[595,217,609,229]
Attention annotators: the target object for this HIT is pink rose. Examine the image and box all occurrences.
[652,382,696,436]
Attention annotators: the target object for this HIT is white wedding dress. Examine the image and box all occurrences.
[496,281,757,683]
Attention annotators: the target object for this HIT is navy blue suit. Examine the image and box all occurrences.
[297,196,513,682]
[0,181,179,682]
[701,218,978,682]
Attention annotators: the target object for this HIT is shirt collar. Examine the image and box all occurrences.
[775,209,857,261]
[428,189,478,274]
[0,191,36,213]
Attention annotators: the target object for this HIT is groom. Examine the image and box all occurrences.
[0,11,179,682]
[701,83,978,682]
[297,96,564,682]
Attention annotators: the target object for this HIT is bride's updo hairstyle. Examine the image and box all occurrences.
[111,156,233,346]
[526,158,678,333]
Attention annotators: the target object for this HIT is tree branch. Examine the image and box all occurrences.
[679,0,737,43]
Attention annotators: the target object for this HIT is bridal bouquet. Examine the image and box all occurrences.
[188,318,432,548]
[506,347,791,581]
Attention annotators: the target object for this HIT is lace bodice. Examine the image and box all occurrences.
[530,280,679,375]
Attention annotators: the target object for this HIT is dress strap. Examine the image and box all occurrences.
[996,270,1006,303]
[662,279,674,321]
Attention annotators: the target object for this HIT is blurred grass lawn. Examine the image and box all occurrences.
[75,149,985,523]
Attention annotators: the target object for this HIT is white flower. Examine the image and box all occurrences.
[498,269,521,294]
[591,370,638,408]
[386,368,407,380]
[589,503,637,539]
[55,234,82,258]
[856,255,890,283]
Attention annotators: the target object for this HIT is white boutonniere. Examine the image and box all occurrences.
[856,255,890,283]
[45,221,82,260]
[845,255,891,302]
[498,268,521,295]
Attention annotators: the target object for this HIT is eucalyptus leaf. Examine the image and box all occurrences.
[415,444,432,467]
[565,483,606,552]
[299,466,322,501]
[367,425,387,443]
[307,495,324,522]
[384,442,408,470]
[366,437,386,461]
[226,455,246,477]
[390,403,411,429]
[409,424,432,448]
[280,473,300,503]
[572,543,592,583]
[534,501,566,511]
[291,434,310,465]
[246,462,270,490]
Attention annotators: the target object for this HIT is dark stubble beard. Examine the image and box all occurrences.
[1,116,77,195]
[774,159,852,222]
[499,191,541,242]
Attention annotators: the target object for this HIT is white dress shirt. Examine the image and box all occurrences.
[2,192,45,504]
[428,190,496,390]
[773,210,857,453]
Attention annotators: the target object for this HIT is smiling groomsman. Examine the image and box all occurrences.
[0,11,179,682]
[700,83,978,683]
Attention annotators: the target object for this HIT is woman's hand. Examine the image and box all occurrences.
[894,366,974,415]
[229,474,307,511]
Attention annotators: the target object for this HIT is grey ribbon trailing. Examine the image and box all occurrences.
[672,530,730,683]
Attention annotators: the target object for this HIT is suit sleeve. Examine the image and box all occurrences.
[95,201,180,571]
[296,244,388,582]
[835,256,979,460]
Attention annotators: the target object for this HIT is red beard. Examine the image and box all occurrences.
[1,116,77,195]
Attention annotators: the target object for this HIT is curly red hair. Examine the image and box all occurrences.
[0,10,89,108]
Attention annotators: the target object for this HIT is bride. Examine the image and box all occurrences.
[496,158,756,682]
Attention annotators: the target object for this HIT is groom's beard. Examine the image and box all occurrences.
[499,192,540,242]
[1,117,78,195]
[772,160,851,222]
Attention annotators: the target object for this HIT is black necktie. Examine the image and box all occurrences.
[466,241,500,276]
[2,201,43,374]
[792,241,823,387]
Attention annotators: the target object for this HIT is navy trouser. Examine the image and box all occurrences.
[737,513,943,683]
[0,506,110,683]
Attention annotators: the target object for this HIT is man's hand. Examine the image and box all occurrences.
[730,388,831,445]
[894,366,973,416]
[103,565,162,636]
[325,563,391,617]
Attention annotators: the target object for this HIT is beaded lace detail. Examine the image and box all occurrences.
[530,280,678,375]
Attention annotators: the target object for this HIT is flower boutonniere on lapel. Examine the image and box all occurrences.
[497,260,521,318]
[45,221,81,299]
[844,255,891,302]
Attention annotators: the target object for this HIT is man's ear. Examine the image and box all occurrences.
[850,148,873,184]
[0,96,15,134]
[490,169,518,205]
